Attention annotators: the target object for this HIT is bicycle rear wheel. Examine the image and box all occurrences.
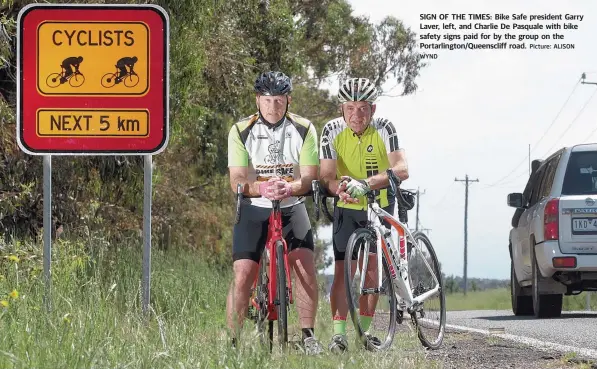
[408,231,446,350]
[46,73,62,88]
[345,228,397,351]
[275,240,289,349]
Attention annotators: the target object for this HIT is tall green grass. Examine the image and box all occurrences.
[446,288,597,311]
[0,236,441,368]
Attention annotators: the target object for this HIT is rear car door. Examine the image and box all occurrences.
[558,150,597,254]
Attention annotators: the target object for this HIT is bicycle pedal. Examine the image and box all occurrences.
[396,309,404,324]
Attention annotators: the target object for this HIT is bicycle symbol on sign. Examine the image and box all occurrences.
[101,56,140,88]
[46,56,85,88]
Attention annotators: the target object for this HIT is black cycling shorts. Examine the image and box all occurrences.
[232,202,314,262]
[332,202,395,261]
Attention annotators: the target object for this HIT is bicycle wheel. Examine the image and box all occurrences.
[275,240,289,349]
[345,228,397,351]
[124,73,140,87]
[69,73,85,87]
[408,231,446,350]
[46,73,62,88]
[101,73,117,88]
[253,248,273,352]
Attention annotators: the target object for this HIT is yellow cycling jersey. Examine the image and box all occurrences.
[319,116,400,210]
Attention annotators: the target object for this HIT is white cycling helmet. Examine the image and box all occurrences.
[338,77,378,103]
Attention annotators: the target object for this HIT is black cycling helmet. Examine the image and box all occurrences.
[254,71,293,96]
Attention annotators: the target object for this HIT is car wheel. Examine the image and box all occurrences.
[511,258,533,316]
[531,245,563,318]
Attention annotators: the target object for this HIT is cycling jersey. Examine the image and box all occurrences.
[320,116,400,211]
[228,112,318,208]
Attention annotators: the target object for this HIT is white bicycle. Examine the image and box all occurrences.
[333,169,446,351]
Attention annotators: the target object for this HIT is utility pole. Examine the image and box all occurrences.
[415,187,426,232]
[455,175,479,295]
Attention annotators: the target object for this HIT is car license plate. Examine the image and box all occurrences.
[572,217,597,232]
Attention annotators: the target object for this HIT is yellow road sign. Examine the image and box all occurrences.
[37,21,149,95]
[37,109,149,137]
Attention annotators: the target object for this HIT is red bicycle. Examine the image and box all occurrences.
[235,181,321,352]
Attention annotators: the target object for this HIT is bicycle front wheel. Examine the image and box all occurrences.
[254,248,273,352]
[275,240,288,349]
[69,73,85,87]
[408,231,446,350]
[345,228,397,351]
[124,73,140,87]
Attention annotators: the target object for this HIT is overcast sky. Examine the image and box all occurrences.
[318,0,597,279]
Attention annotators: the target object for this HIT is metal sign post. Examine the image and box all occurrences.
[17,3,169,315]
[142,155,153,314]
[43,155,52,311]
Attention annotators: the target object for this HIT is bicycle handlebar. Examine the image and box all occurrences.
[234,173,415,225]
[234,181,327,224]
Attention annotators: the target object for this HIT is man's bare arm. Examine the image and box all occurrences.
[320,159,342,194]
[365,149,409,190]
[288,165,318,196]
[229,166,262,196]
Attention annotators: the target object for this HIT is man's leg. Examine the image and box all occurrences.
[357,203,395,338]
[284,203,322,354]
[226,260,259,341]
[288,248,318,330]
[289,247,320,347]
[117,64,127,81]
[328,206,360,352]
[61,64,72,82]
[358,252,379,332]
[226,202,269,346]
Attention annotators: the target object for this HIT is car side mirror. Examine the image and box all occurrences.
[507,192,524,208]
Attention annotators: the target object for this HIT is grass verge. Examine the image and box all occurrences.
[446,288,597,311]
[0,236,442,368]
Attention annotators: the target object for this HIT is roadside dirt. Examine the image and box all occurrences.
[417,326,597,369]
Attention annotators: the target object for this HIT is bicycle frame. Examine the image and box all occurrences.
[360,200,441,311]
[248,198,294,321]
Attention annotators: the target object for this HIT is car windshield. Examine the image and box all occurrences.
[561,151,597,195]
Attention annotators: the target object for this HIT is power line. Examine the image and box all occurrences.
[430,182,456,208]
[483,77,582,187]
[539,87,597,158]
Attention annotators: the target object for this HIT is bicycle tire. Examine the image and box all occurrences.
[46,73,62,88]
[69,73,85,87]
[101,73,117,88]
[275,240,289,349]
[344,228,397,351]
[409,231,445,350]
[255,250,273,352]
[124,73,140,88]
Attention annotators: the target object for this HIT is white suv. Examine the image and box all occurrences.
[507,143,597,318]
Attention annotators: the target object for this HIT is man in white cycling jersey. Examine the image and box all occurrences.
[226,71,324,354]
[319,77,409,353]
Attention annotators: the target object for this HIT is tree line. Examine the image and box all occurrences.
[0,0,425,269]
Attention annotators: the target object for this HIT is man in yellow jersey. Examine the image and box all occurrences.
[319,77,409,352]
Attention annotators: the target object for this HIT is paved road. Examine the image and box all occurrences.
[447,310,597,352]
